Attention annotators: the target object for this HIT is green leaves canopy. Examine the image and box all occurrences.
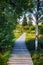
[0,0,36,15]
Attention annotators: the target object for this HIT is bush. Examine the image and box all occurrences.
[0,51,10,65]
[26,39,43,51]
[26,39,35,51]
[24,26,29,30]
[0,9,17,53]
[29,26,35,31]
[26,39,43,65]
[0,54,7,65]
[32,54,39,60]
[40,56,43,65]
[39,25,43,34]
[32,53,43,65]
[33,60,40,65]
[38,39,43,49]
[22,16,27,26]
[26,34,43,65]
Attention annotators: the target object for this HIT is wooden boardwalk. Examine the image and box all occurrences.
[7,33,34,65]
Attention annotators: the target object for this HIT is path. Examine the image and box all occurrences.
[7,33,34,65]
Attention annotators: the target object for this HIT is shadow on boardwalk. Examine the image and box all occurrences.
[7,33,34,65]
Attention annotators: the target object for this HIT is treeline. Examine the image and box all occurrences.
[0,0,18,53]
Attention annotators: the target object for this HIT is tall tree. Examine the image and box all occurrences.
[35,0,43,50]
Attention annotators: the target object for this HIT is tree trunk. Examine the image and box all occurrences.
[35,0,39,50]
[35,21,38,50]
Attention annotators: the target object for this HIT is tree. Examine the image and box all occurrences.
[0,0,36,51]
[0,0,18,53]
[35,0,43,50]
[22,15,27,26]
[0,0,43,51]
[28,14,33,26]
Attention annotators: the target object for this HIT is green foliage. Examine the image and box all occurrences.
[26,38,43,51]
[22,21,27,26]
[32,51,43,65]
[0,0,43,65]
[24,26,29,30]
[32,54,39,60]
[38,39,43,49]
[0,54,4,65]
[29,22,32,26]
[0,0,36,16]
[26,39,35,51]
[29,25,36,31]
[0,0,17,53]
[0,51,10,65]
[39,25,43,34]
[0,14,15,53]
[22,16,27,26]
[26,33,43,65]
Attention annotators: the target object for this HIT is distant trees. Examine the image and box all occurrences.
[22,15,27,26]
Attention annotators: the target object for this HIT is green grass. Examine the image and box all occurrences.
[0,51,10,65]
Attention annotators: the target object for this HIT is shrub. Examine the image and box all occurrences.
[26,39,35,51]
[32,54,39,60]
[39,25,43,34]
[0,51,10,65]
[29,25,35,31]
[38,39,43,49]
[0,54,7,65]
